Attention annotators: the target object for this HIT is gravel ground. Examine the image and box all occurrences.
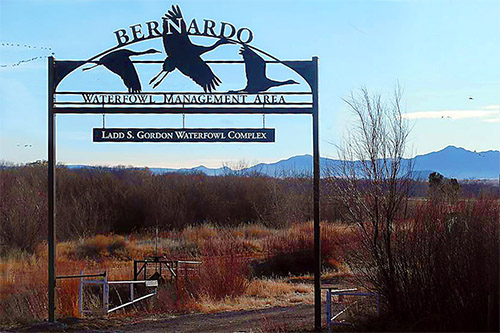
[8,304,321,332]
[119,304,316,332]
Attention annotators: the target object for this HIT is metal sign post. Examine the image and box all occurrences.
[47,5,321,329]
[47,56,56,322]
[312,56,321,331]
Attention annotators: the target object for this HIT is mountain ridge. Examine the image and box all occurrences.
[66,146,499,179]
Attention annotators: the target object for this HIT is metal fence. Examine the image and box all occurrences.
[78,271,158,315]
[323,287,380,332]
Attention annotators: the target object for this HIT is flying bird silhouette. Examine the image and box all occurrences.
[229,46,298,94]
[149,5,232,92]
[83,48,160,93]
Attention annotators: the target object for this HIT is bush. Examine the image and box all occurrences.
[0,164,47,253]
[1,163,496,254]
[251,250,314,277]
[198,255,250,300]
[74,235,128,259]
[252,222,339,277]
[154,281,200,314]
[348,196,499,331]
[106,235,127,255]
[0,165,315,253]
[153,254,250,313]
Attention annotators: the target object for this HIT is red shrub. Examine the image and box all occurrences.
[350,196,499,331]
[198,255,250,300]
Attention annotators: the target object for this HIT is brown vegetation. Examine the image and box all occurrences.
[0,164,315,253]
[0,221,346,325]
[327,87,499,332]
[0,157,498,331]
[344,196,499,331]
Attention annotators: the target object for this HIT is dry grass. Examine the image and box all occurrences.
[73,235,128,260]
[0,221,353,325]
[0,242,136,324]
[196,278,314,313]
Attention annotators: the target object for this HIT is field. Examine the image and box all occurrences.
[1,165,498,332]
[0,221,357,329]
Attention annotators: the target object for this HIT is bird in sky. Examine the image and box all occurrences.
[149,5,233,92]
[229,46,298,94]
[83,48,160,93]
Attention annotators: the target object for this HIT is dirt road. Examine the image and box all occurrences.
[11,304,322,332]
[118,304,316,332]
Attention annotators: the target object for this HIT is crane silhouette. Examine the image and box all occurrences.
[149,5,232,92]
[83,48,160,93]
[229,46,298,94]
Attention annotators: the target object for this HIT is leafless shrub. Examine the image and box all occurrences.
[326,86,412,309]
[326,87,499,331]
[197,254,250,300]
[0,164,47,253]
[0,164,313,252]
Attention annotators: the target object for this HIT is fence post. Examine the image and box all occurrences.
[326,289,331,333]
[103,273,109,314]
[130,283,134,302]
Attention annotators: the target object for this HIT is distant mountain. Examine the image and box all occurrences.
[240,146,499,179]
[410,145,499,179]
[163,165,231,176]
[66,146,499,179]
[243,155,337,177]
[66,164,231,176]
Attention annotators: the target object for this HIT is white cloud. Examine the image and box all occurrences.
[484,118,500,123]
[404,105,499,122]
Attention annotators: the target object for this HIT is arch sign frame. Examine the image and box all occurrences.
[47,5,321,330]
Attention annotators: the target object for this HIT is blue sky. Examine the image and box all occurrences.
[0,0,498,168]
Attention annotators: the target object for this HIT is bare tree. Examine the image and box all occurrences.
[327,86,412,314]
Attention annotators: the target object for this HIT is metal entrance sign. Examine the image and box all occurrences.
[93,128,275,143]
[56,92,312,114]
[47,4,321,330]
